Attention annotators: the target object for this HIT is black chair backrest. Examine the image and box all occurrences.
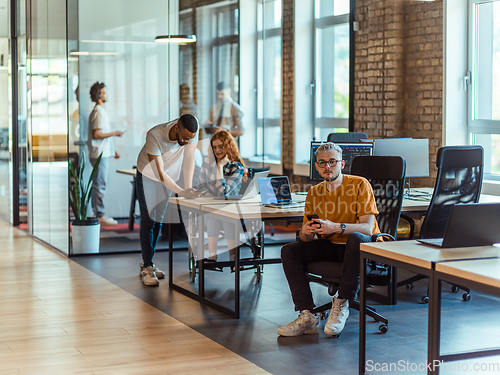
[420,146,483,239]
[327,132,369,143]
[351,156,406,239]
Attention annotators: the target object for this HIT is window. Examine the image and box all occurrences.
[313,0,349,141]
[257,0,282,161]
[239,0,282,167]
[294,0,350,169]
[469,0,500,178]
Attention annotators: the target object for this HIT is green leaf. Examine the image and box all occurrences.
[68,151,103,221]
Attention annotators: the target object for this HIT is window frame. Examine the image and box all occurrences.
[468,0,500,180]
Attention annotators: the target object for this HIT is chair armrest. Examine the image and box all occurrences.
[399,214,415,239]
[372,233,395,242]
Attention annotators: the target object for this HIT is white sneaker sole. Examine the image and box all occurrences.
[141,276,159,286]
[140,265,165,279]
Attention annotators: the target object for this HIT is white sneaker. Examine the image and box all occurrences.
[98,216,118,226]
[141,265,159,286]
[324,294,349,336]
[140,262,165,279]
[277,310,319,337]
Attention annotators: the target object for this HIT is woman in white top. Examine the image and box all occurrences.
[88,82,123,226]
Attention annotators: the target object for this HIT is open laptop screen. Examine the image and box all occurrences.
[258,177,292,204]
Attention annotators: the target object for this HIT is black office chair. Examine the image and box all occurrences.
[397,145,484,303]
[306,156,406,334]
[327,132,369,143]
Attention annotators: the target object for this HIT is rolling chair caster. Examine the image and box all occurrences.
[463,293,471,301]
[406,283,414,290]
[421,296,429,304]
[379,324,388,334]
[451,285,459,293]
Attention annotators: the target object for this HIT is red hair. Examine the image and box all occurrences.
[210,130,245,170]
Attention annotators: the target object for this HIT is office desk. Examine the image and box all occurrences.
[168,196,305,318]
[401,188,500,213]
[116,168,137,230]
[359,241,500,374]
[429,259,500,373]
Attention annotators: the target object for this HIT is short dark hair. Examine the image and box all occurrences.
[90,82,105,102]
[178,114,198,133]
[216,81,229,91]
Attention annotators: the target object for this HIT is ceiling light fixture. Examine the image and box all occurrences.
[154,35,197,44]
[70,51,119,56]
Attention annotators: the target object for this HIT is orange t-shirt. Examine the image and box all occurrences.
[303,175,380,244]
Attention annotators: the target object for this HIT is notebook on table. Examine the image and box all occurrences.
[257,176,304,208]
[417,203,500,248]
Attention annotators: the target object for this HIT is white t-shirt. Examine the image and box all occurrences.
[137,119,198,182]
[88,105,114,158]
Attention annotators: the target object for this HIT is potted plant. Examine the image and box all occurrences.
[69,152,102,254]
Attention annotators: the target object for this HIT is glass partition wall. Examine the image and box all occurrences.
[0,1,13,223]
[4,0,280,255]
[28,0,69,253]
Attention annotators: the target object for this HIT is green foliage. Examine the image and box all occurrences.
[69,152,102,222]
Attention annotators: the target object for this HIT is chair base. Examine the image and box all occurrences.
[398,274,471,303]
[312,299,389,334]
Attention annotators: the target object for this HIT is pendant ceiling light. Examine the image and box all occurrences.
[154,35,197,44]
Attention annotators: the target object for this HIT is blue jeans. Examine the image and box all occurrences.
[136,170,171,267]
[281,232,373,311]
[90,156,109,218]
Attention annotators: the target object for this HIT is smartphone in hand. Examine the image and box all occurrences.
[306,214,321,228]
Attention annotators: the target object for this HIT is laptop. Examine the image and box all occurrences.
[257,176,304,208]
[212,170,269,201]
[417,203,500,248]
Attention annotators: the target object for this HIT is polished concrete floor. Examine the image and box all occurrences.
[74,243,500,375]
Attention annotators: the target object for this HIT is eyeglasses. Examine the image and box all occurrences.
[213,145,226,151]
[316,159,342,168]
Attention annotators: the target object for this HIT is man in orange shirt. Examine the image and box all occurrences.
[278,142,380,337]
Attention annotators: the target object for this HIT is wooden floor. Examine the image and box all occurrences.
[0,220,268,374]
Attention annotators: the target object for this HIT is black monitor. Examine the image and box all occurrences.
[309,141,374,180]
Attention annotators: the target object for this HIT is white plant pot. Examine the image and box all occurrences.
[71,222,101,254]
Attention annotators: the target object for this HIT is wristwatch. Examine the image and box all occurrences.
[340,223,346,234]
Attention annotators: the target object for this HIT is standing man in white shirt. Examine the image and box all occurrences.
[136,114,201,286]
[88,82,123,226]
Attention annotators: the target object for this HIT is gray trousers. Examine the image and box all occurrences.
[90,156,109,218]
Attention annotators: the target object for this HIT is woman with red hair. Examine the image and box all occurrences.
[198,130,245,264]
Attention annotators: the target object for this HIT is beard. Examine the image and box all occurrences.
[176,133,187,146]
[322,170,341,182]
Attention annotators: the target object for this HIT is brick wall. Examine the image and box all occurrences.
[282,0,295,178]
[354,0,444,186]
[281,0,444,189]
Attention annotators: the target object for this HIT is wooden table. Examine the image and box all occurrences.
[428,258,500,373]
[359,241,500,374]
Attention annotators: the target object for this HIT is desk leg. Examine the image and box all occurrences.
[128,177,137,231]
[198,214,205,297]
[428,269,441,374]
[359,255,367,375]
[168,222,173,285]
[235,220,240,319]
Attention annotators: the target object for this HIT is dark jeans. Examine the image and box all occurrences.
[136,171,171,267]
[281,232,372,312]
